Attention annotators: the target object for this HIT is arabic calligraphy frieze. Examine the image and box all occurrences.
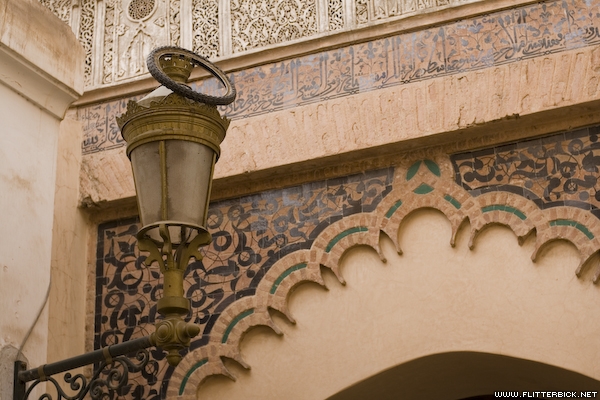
[81,0,600,154]
[80,95,144,154]
[451,124,600,219]
[94,167,394,398]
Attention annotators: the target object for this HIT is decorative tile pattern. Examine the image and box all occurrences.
[451,126,600,219]
[95,168,393,398]
[94,218,168,398]
[81,0,600,154]
[168,154,600,398]
[95,125,600,396]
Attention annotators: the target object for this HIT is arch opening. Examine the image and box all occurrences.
[327,352,600,400]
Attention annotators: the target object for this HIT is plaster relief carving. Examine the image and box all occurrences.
[120,28,155,78]
[82,0,600,153]
[101,0,179,83]
[79,0,95,86]
[42,0,488,87]
[230,0,318,53]
[103,0,117,84]
[355,0,474,24]
[39,0,72,23]
[169,0,182,46]
[328,0,344,30]
[127,0,157,20]
[192,0,220,57]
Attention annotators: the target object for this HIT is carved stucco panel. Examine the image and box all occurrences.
[328,0,344,31]
[79,0,96,87]
[192,0,220,58]
[38,0,73,23]
[355,0,477,24]
[230,0,318,53]
[170,0,182,46]
[39,0,493,87]
[102,0,178,84]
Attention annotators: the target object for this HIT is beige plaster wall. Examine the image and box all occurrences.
[47,110,90,364]
[0,0,83,396]
[0,81,61,371]
[0,0,83,118]
[196,210,600,399]
[80,44,600,207]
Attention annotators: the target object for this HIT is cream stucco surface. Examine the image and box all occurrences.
[47,110,90,364]
[0,81,60,370]
[0,1,83,396]
[196,210,600,398]
[0,0,83,118]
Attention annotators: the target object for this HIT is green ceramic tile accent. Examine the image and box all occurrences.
[549,219,594,239]
[270,263,308,294]
[443,194,461,209]
[406,161,421,181]
[406,160,440,181]
[481,204,527,220]
[325,226,368,253]
[222,309,254,344]
[180,358,208,395]
[413,183,434,194]
[385,200,403,218]
[424,159,441,177]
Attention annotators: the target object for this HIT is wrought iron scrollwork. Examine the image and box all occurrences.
[22,349,150,400]
[24,373,85,400]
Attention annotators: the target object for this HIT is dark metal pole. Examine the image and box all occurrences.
[16,335,153,383]
[13,360,27,398]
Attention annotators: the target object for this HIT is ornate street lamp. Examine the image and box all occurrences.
[117,46,235,367]
[13,47,236,399]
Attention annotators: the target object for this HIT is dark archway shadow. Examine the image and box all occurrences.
[327,352,600,400]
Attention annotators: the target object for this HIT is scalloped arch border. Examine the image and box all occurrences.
[168,157,600,398]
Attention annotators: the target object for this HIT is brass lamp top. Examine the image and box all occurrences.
[115,51,231,158]
[159,54,194,83]
[116,46,235,141]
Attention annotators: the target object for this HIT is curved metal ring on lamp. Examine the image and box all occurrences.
[147,46,236,105]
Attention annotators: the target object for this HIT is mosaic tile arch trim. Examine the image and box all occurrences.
[95,167,396,397]
[168,158,600,398]
[82,0,600,154]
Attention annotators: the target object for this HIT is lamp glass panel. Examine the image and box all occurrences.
[165,140,215,227]
[130,141,162,227]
